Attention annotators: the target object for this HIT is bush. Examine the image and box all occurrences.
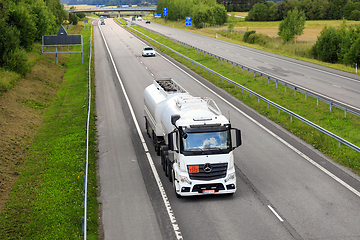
[3,48,31,77]
[311,27,341,63]
[247,33,271,46]
[243,30,256,42]
[349,10,360,21]
[344,38,360,65]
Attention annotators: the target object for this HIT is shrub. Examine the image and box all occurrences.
[311,27,341,63]
[243,30,256,42]
[3,48,31,76]
[247,33,271,46]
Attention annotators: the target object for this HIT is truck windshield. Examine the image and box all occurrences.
[181,130,231,153]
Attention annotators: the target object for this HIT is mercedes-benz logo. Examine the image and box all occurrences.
[203,163,212,173]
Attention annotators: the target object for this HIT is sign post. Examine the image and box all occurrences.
[163,7,168,23]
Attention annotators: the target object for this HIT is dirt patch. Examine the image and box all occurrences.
[0,56,66,211]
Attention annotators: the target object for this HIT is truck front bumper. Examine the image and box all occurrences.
[175,171,236,196]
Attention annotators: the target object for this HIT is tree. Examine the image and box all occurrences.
[311,27,342,63]
[278,7,306,43]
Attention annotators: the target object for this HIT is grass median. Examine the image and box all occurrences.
[0,22,98,239]
[122,20,360,174]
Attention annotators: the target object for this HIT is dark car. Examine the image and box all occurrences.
[146,20,150,24]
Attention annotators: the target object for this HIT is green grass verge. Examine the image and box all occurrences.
[0,24,98,239]
[124,21,360,174]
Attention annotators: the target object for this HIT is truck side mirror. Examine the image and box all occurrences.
[232,129,242,149]
[168,131,175,151]
[171,114,180,126]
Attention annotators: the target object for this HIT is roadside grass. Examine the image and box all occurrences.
[127,23,360,174]
[0,22,98,239]
[0,69,21,95]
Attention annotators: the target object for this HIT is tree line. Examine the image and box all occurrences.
[156,0,227,28]
[246,0,360,21]
[0,0,68,76]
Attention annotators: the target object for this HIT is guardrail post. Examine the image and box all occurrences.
[345,109,347,118]
[290,115,293,122]
[294,87,297,96]
[261,74,262,81]
[278,108,280,114]
[254,71,255,77]
[330,102,332,111]
[276,80,278,88]
[305,92,307,100]
[317,96,319,105]
[285,83,287,92]
[82,217,85,233]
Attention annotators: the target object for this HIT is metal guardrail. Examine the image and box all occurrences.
[119,19,360,153]
[82,24,92,240]
[131,21,360,119]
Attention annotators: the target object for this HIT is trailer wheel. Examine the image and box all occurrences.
[145,118,151,138]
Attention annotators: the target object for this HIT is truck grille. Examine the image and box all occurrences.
[188,163,228,181]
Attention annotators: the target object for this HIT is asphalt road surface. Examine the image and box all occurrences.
[95,19,360,240]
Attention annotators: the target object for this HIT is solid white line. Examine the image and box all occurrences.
[268,205,284,222]
[159,48,360,199]
[99,26,183,240]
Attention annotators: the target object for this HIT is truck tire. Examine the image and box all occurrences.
[164,156,169,177]
[145,118,151,138]
[160,146,168,172]
[152,131,161,156]
[168,162,173,182]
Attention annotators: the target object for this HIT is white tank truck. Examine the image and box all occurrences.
[144,78,242,197]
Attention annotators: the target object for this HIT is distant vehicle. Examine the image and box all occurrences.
[101,19,105,25]
[142,46,155,57]
[146,20,150,24]
[137,17,142,21]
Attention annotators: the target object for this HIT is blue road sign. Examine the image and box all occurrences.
[185,17,191,25]
[163,7,168,17]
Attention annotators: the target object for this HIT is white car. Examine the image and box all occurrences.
[142,46,155,57]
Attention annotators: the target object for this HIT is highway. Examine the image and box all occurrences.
[134,19,360,111]
[94,18,360,240]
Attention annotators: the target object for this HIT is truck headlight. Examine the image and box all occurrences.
[225,172,236,183]
[179,175,191,185]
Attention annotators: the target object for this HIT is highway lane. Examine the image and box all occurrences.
[133,19,360,111]
[95,19,360,239]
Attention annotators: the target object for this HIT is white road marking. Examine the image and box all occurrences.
[99,26,183,240]
[268,205,284,222]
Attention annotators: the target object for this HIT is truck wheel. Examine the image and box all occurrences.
[145,118,151,138]
[172,170,181,198]
[164,156,168,177]
[160,146,168,172]
[168,162,173,182]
